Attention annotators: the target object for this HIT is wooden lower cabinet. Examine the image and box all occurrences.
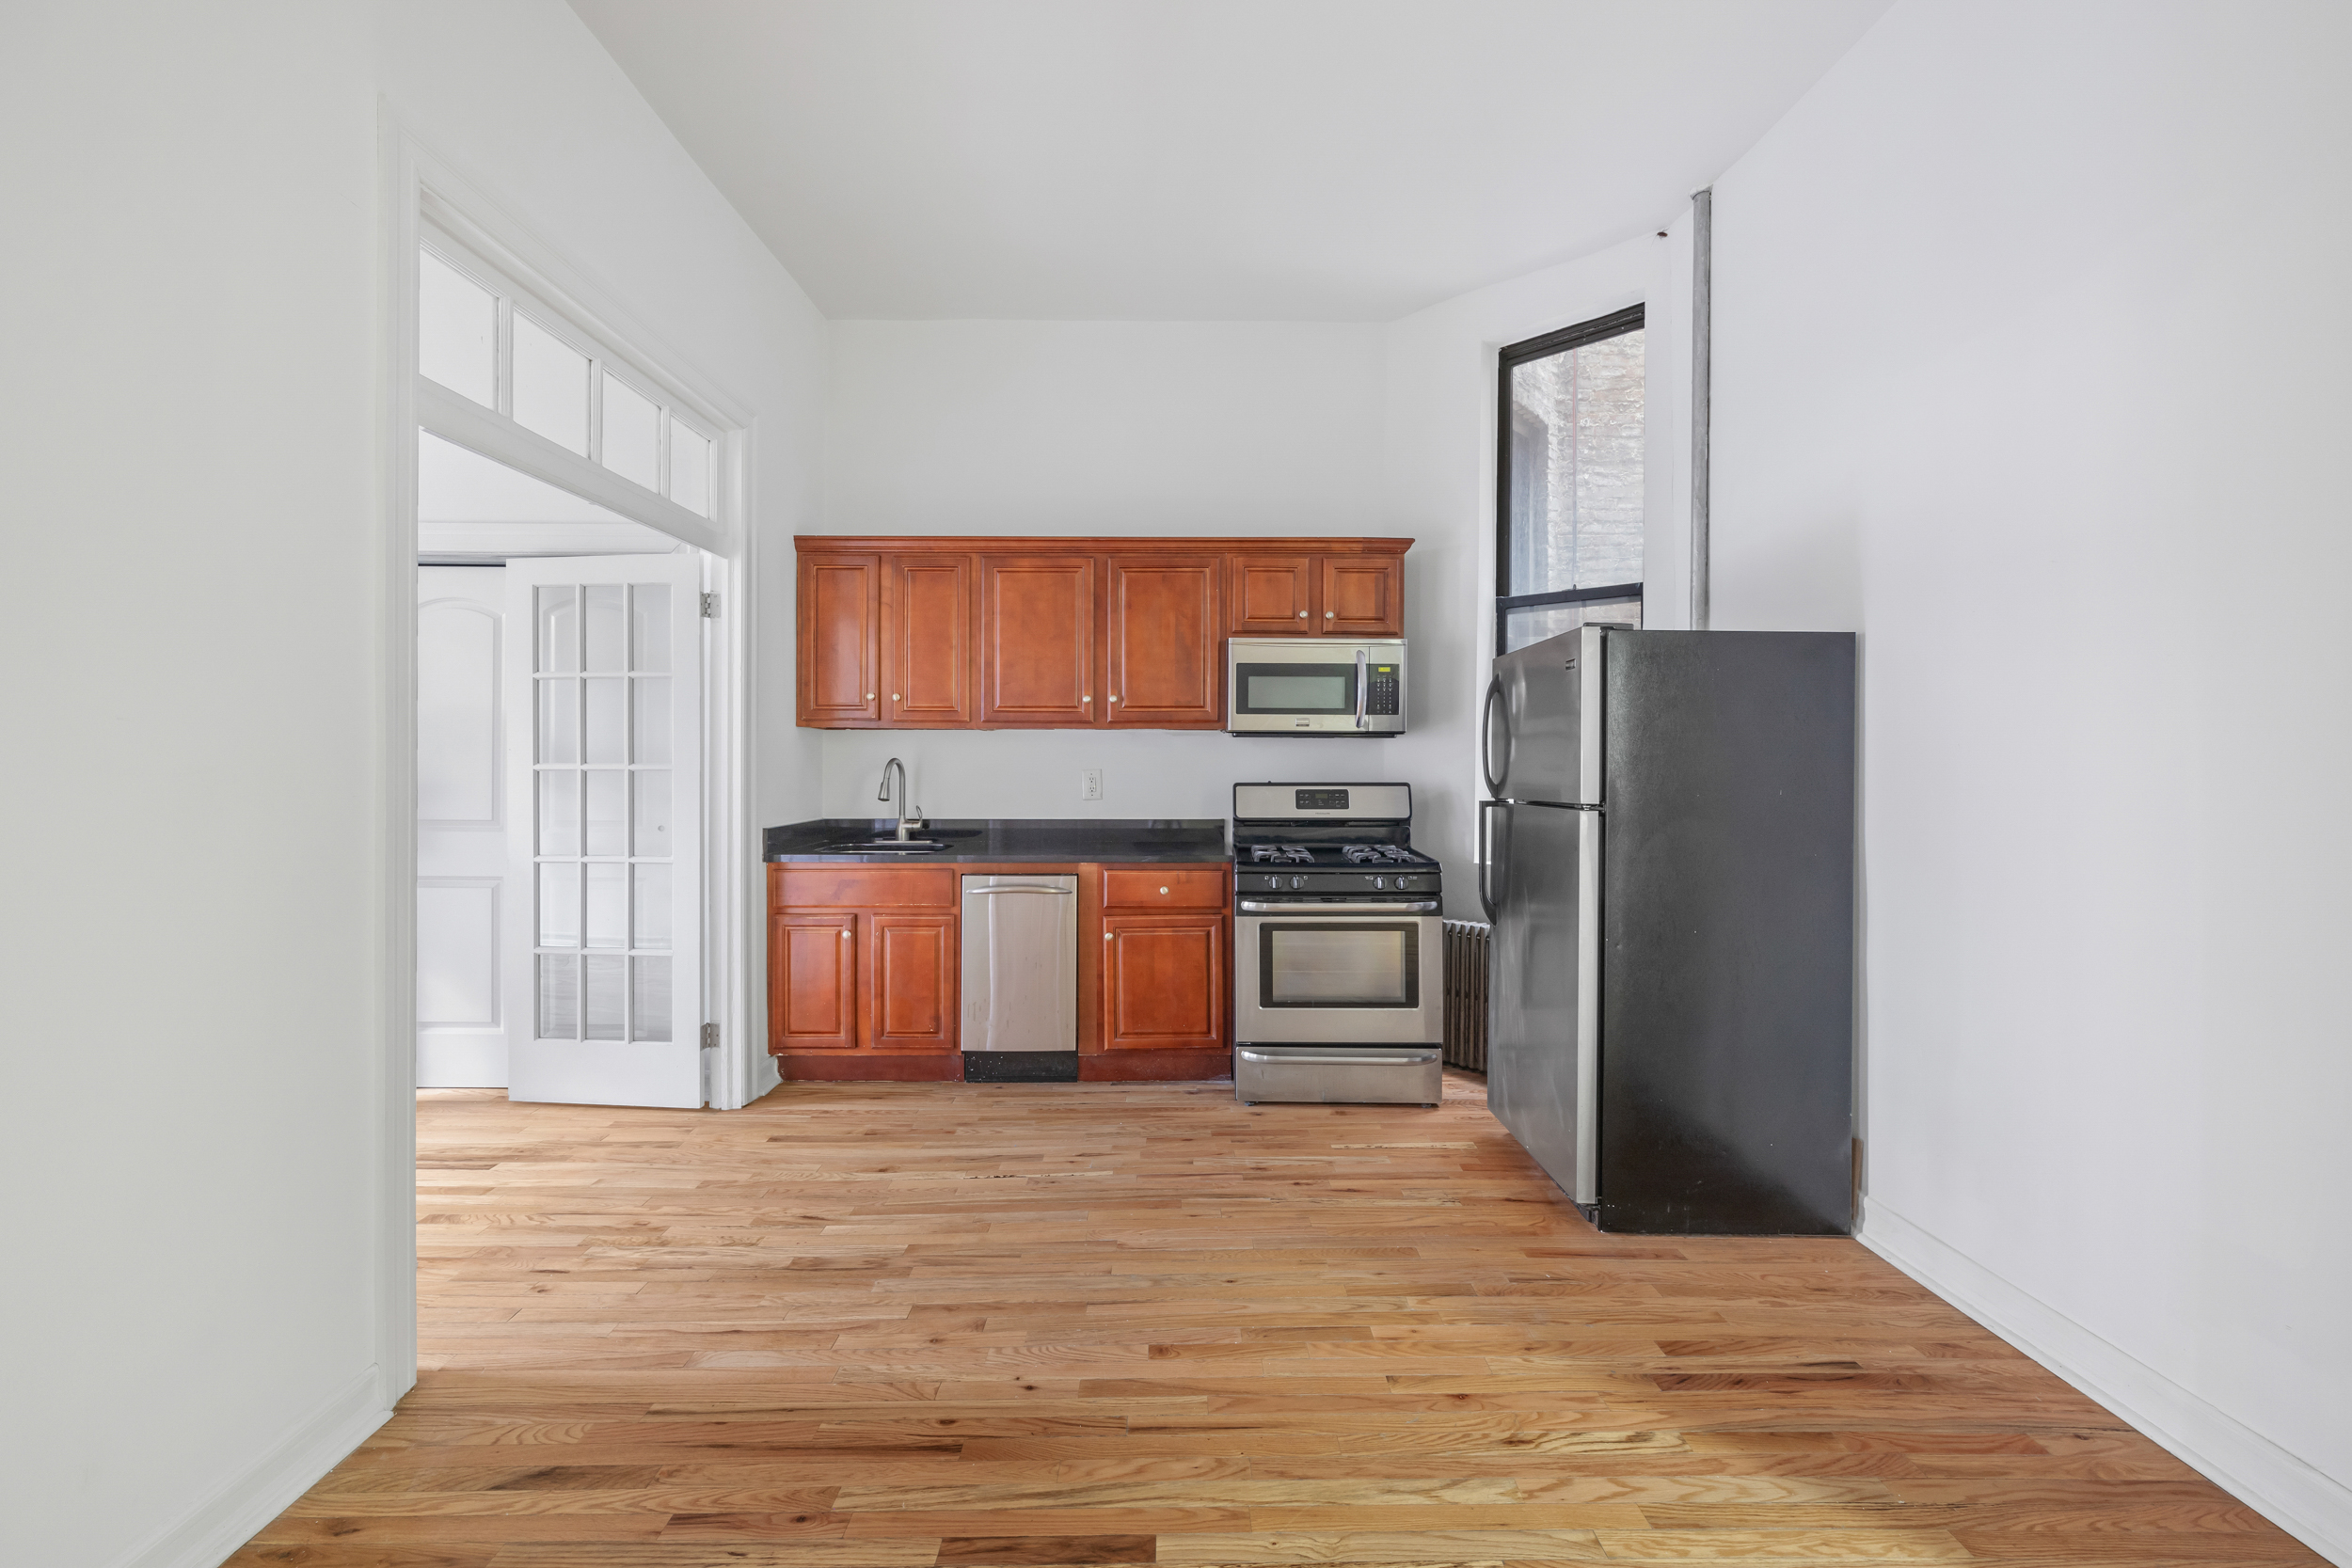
[1100,912,1228,1053]
[771,861,1232,1081]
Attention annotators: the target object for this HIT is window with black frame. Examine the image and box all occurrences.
[1496,305,1645,654]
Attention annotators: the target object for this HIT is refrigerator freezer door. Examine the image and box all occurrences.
[1485,626,1602,805]
[1485,800,1600,1204]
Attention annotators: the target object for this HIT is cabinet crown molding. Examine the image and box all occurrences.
[798,534,1412,556]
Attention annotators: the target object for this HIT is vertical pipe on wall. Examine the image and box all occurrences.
[1689,187,1713,632]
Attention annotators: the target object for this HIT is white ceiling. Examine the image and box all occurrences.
[568,0,1889,321]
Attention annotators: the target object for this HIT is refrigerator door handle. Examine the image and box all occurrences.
[1476,799,1509,922]
[1480,676,1510,797]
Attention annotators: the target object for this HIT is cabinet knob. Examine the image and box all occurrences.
[1325,610,1335,619]
[1159,886,1169,895]
[840,927,850,939]
[1082,694,1091,703]
[1297,610,1307,618]
[865,691,875,700]
[892,692,900,701]
[1104,931,1114,941]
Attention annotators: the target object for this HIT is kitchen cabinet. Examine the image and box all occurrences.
[795,536,1409,730]
[1105,554,1223,728]
[979,554,1098,726]
[884,553,977,726]
[796,552,881,726]
[769,866,958,1057]
[1227,553,1316,633]
[1319,553,1404,636]
[1101,914,1227,1052]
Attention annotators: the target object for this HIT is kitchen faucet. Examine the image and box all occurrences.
[877,756,923,841]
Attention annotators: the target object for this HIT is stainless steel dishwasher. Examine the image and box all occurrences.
[960,875,1078,1071]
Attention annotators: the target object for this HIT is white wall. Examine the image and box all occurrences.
[1707,0,2352,1555]
[0,3,829,1563]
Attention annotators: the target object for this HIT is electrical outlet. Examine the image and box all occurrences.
[1080,768,1104,801]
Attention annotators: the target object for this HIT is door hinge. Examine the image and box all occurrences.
[700,1022,720,1051]
[700,592,719,618]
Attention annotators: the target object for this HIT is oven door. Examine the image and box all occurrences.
[1233,905,1443,1044]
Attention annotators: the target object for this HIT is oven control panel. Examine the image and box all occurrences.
[1235,870,1439,897]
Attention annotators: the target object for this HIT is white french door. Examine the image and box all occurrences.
[502,554,704,1107]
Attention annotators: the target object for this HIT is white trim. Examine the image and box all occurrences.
[1860,1199,2352,1566]
[108,1370,389,1568]
[418,378,724,555]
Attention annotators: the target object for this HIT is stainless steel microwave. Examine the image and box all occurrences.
[1227,638,1406,736]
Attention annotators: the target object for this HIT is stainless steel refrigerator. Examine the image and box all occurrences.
[1478,626,1856,1234]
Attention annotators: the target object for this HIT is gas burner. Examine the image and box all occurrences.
[1248,845,1312,864]
[1340,844,1416,864]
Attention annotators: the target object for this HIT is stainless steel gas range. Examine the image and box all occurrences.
[1229,783,1445,1106]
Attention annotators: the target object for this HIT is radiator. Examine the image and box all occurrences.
[1441,919,1491,1073]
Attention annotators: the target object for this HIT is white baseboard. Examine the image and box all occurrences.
[110,1367,390,1568]
[1861,1198,2351,1567]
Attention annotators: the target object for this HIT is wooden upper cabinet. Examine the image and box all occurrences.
[884,554,976,726]
[797,537,1408,728]
[1106,556,1223,728]
[1229,555,1316,634]
[1319,555,1403,636]
[979,555,1098,726]
[797,554,881,725]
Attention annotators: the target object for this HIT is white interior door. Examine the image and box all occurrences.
[503,554,704,1107]
[417,566,513,1086]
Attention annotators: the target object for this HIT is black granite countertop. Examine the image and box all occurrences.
[763,818,1230,864]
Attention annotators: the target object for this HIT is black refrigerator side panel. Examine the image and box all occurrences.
[1598,630,1855,1234]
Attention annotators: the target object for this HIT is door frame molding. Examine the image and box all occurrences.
[376,118,766,1410]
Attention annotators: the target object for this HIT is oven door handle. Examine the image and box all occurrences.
[1236,899,1439,914]
[1238,1048,1441,1067]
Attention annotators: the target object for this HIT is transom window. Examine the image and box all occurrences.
[1496,305,1645,653]
[419,235,716,519]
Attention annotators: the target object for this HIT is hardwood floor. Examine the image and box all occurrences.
[233,1073,2320,1567]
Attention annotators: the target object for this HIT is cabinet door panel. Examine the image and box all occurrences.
[771,913,857,1052]
[797,554,881,724]
[1102,913,1226,1052]
[866,912,958,1052]
[1229,554,1315,635]
[1107,556,1222,727]
[979,556,1097,726]
[1319,555,1403,636]
[886,554,975,726]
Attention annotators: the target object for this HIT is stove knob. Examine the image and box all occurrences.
[1374,875,1387,890]
[1397,876,1414,890]
[1290,875,1305,890]
[1264,874,1280,890]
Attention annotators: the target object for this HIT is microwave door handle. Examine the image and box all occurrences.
[1354,648,1369,729]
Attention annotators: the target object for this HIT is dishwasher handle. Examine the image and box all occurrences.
[963,885,1073,895]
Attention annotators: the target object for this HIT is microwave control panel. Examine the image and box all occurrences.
[1365,664,1401,716]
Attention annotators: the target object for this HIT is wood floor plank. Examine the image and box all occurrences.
[227,1076,2326,1568]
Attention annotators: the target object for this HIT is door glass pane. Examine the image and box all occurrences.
[632,769,671,857]
[582,955,625,1040]
[583,769,627,856]
[632,677,671,765]
[1505,325,1645,595]
[601,372,660,491]
[537,863,580,947]
[418,248,495,405]
[510,312,589,455]
[536,679,579,765]
[630,957,671,1041]
[537,769,580,857]
[538,954,579,1039]
[669,423,712,516]
[584,863,627,949]
[633,863,671,951]
[1264,926,1414,1006]
[630,584,672,673]
[535,586,578,673]
[583,584,625,672]
[584,678,626,764]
